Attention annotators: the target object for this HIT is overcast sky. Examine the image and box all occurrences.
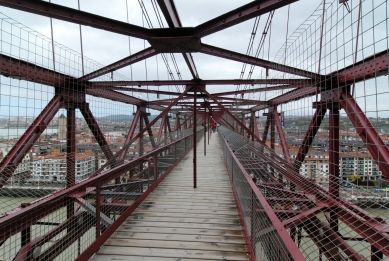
[0,0,388,121]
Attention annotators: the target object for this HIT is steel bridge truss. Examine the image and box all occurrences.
[0,0,388,260]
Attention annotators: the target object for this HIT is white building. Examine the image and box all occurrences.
[30,154,95,183]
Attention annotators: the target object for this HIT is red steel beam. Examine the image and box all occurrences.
[200,86,264,145]
[213,84,314,96]
[261,116,271,142]
[293,106,327,170]
[142,112,157,149]
[79,103,114,161]
[14,212,92,261]
[86,89,142,106]
[252,113,260,141]
[1,53,162,113]
[200,43,322,80]
[119,108,141,160]
[0,53,65,86]
[156,0,199,78]
[193,0,298,38]
[0,95,63,188]
[79,47,157,81]
[174,112,193,131]
[66,107,76,220]
[253,49,389,110]
[90,79,313,88]
[339,90,389,180]
[156,114,167,146]
[0,0,153,40]
[273,108,290,160]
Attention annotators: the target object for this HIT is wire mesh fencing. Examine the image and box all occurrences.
[219,126,389,261]
[0,127,202,261]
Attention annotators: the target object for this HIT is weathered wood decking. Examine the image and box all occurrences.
[92,131,250,261]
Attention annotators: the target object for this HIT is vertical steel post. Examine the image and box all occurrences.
[21,227,30,247]
[329,104,339,234]
[270,113,275,151]
[96,181,101,238]
[193,87,197,189]
[371,245,383,261]
[204,113,206,156]
[154,155,158,180]
[66,107,76,219]
[139,111,144,172]
[208,114,210,145]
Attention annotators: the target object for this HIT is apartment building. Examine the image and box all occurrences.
[30,153,95,183]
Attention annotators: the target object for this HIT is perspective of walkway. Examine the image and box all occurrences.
[91,131,250,260]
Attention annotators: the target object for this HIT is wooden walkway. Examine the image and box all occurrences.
[92,131,250,261]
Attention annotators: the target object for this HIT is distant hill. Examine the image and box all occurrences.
[97,114,158,122]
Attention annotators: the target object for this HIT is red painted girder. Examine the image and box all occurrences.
[174,112,193,131]
[252,113,260,140]
[142,112,157,149]
[293,106,326,170]
[79,47,157,81]
[200,86,264,145]
[334,49,389,84]
[0,95,63,188]
[193,0,298,38]
[90,79,313,88]
[339,90,389,180]
[273,108,291,160]
[0,53,65,86]
[119,109,141,161]
[100,86,182,96]
[86,89,142,106]
[303,216,366,261]
[200,43,323,80]
[14,211,91,261]
[0,0,153,40]
[156,114,167,146]
[214,84,314,96]
[254,49,389,110]
[270,86,317,107]
[261,116,271,142]
[79,103,114,161]
[1,54,160,111]
[156,0,199,78]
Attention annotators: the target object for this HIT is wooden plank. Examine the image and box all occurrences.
[104,238,248,252]
[116,226,245,237]
[97,246,250,260]
[138,203,237,211]
[112,231,246,244]
[126,216,241,225]
[155,190,233,194]
[140,201,236,207]
[123,221,242,230]
[131,212,240,220]
[145,196,234,203]
[133,208,238,215]
[92,255,208,261]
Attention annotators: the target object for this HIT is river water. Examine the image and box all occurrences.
[0,128,57,139]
